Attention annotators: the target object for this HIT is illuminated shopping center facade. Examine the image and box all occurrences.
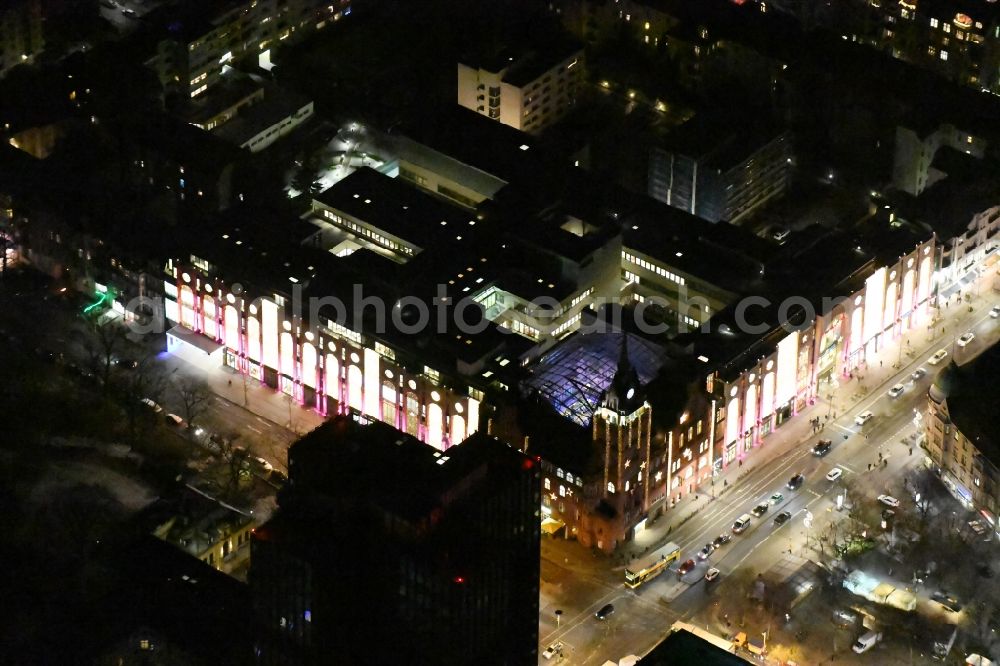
[161,263,483,451]
[702,237,936,469]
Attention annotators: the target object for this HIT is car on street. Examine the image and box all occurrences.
[787,473,805,490]
[887,383,905,398]
[928,349,948,365]
[812,439,833,456]
[826,468,843,482]
[100,0,117,7]
[595,603,615,620]
[541,642,563,660]
[771,226,790,243]
[677,559,696,576]
[251,456,274,472]
[751,502,770,517]
[911,367,926,380]
[930,591,962,613]
[115,357,139,369]
[877,494,900,508]
[712,533,732,548]
[165,413,185,427]
[958,332,976,347]
[991,305,1000,318]
[704,567,721,582]
[141,397,163,413]
[698,544,714,560]
[770,492,784,505]
[732,513,753,534]
[773,511,792,526]
[855,410,874,426]
[121,6,137,17]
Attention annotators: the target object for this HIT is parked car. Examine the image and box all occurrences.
[928,349,948,365]
[251,456,274,472]
[677,559,697,576]
[787,473,805,490]
[541,642,563,660]
[773,511,792,526]
[931,591,963,613]
[991,305,1000,318]
[770,492,784,505]
[595,604,615,620]
[704,567,721,582]
[141,398,163,413]
[826,468,843,482]
[812,439,832,456]
[853,630,883,654]
[115,357,139,369]
[121,6,137,17]
[698,544,714,561]
[855,410,874,426]
[165,413,185,427]
[958,332,976,347]
[887,383,905,398]
[751,502,770,517]
[911,367,926,380]
[878,494,900,508]
[712,533,733,548]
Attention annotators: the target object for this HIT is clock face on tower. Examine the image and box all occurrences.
[626,388,635,400]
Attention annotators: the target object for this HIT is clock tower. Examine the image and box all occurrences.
[591,337,654,549]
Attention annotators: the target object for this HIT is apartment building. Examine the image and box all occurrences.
[925,346,1000,529]
[0,0,43,77]
[146,0,351,100]
[457,39,584,133]
[648,114,792,224]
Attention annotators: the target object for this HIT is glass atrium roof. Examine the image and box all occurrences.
[523,331,667,426]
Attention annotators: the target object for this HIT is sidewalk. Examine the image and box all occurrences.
[623,273,998,560]
[133,333,326,438]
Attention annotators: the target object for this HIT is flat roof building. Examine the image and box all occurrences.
[457,36,584,134]
[250,414,541,665]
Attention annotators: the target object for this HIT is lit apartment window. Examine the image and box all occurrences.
[928,46,937,55]
[191,84,208,97]
[944,23,951,32]
[941,49,949,60]
[930,17,939,28]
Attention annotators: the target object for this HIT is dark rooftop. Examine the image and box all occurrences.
[464,33,582,88]
[930,346,1000,466]
[658,112,787,172]
[312,166,475,249]
[286,414,526,522]
[640,626,746,665]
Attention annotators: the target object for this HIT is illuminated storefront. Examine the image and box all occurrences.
[162,267,481,450]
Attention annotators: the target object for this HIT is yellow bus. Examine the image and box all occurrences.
[624,542,681,589]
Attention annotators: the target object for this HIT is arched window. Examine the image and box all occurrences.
[607,482,615,494]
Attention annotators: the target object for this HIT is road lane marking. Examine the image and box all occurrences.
[247,426,262,434]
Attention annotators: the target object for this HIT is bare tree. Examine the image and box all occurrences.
[117,355,168,449]
[216,432,250,499]
[173,376,211,428]
[82,317,127,388]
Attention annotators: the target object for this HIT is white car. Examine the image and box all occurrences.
[165,413,185,427]
[705,567,721,582]
[911,367,926,380]
[855,411,874,426]
[541,642,563,660]
[957,332,976,347]
[928,349,948,365]
[878,495,900,508]
[887,384,905,398]
[141,397,163,413]
[826,468,844,482]
[991,305,1000,318]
